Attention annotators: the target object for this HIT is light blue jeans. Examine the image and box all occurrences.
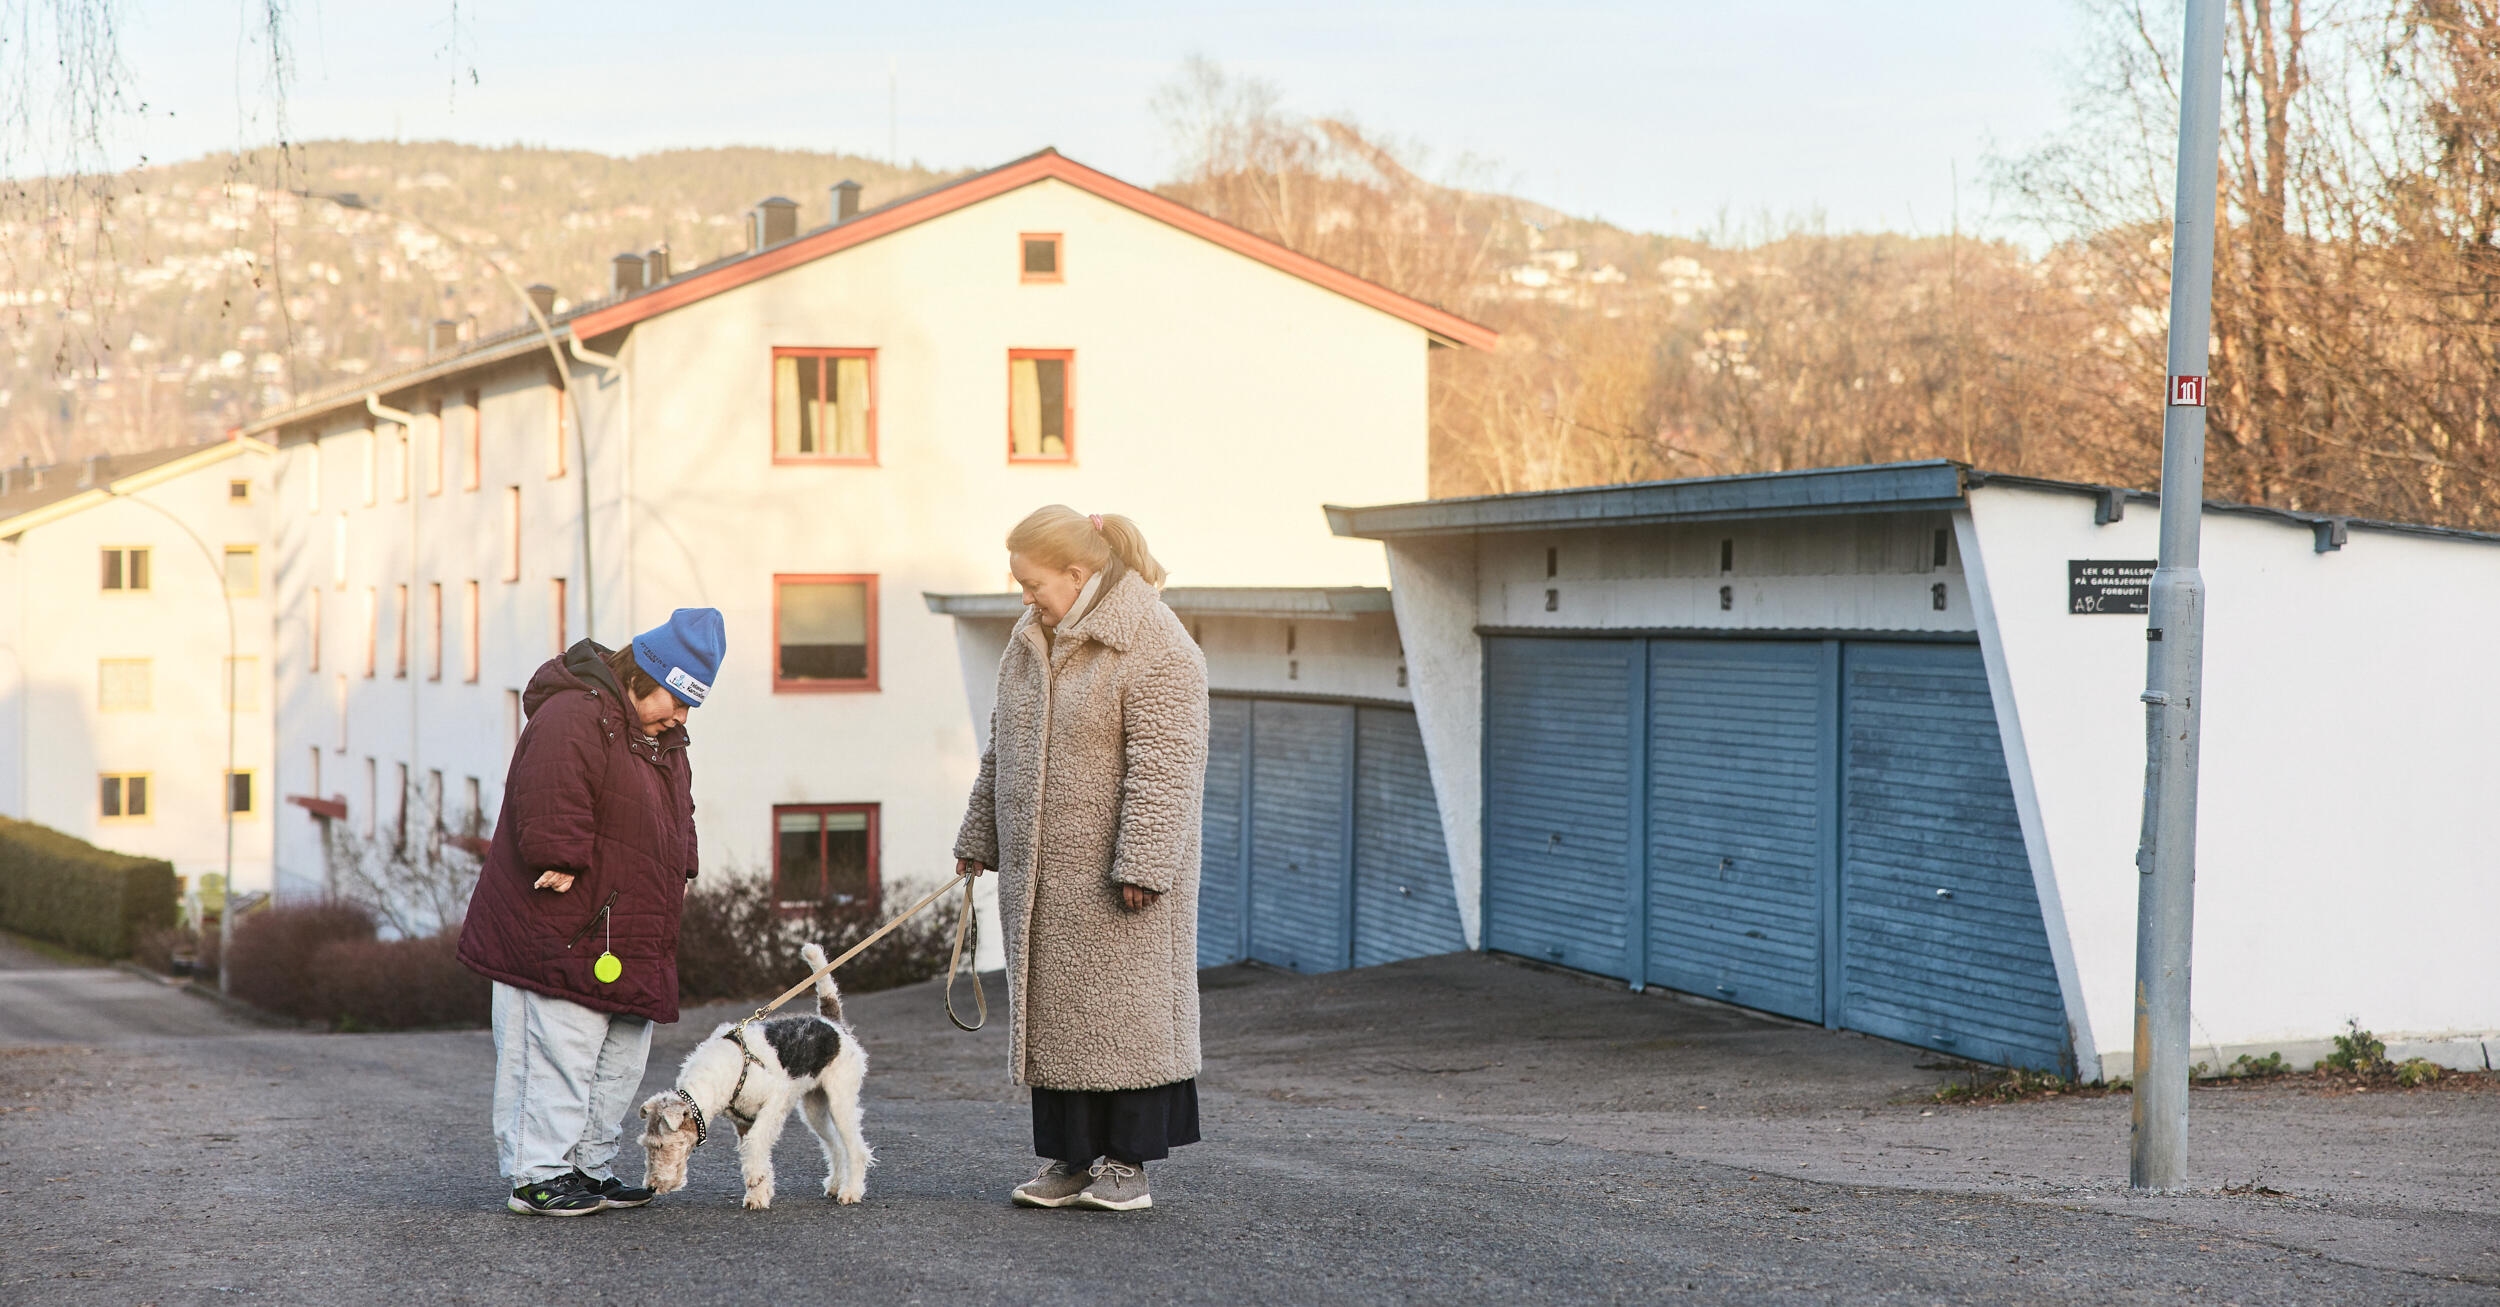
[489,982,655,1186]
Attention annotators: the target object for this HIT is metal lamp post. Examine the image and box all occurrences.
[2131,0,2225,1192]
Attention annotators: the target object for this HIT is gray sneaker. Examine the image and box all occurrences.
[1073,1158,1152,1211]
[1011,1160,1093,1209]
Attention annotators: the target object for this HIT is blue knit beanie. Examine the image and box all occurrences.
[632,608,726,707]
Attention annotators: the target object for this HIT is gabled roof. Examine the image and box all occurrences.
[569,149,1499,350]
[0,437,273,539]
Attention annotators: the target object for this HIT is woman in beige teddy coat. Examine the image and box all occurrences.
[954,505,1209,1213]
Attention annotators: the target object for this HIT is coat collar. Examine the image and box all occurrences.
[1011,568,1163,656]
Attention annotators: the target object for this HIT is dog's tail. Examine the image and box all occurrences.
[799,942,844,1022]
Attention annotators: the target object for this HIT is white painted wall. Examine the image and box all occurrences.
[1967,483,2500,1075]
[1,449,275,896]
[1189,612,1407,703]
[1384,538,1485,946]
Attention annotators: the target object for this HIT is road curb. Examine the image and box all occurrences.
[112,961,314,1029]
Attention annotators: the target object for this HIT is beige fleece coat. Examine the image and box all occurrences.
[954,570,1209,1091]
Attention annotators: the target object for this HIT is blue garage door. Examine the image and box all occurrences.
[1645,640,1828,1022]
[1837,643,2068,1071]
[1482,634,2069,1069]
[1245,699,1350,973]
[1197,695,1251,968]
[1482,637,1639,981]
[1202,696,1462,973]
[1352,705,1466,966]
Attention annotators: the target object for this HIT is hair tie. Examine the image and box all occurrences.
[1088,513,1104,532]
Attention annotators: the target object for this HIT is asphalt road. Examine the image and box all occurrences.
[1,953,2489,1306]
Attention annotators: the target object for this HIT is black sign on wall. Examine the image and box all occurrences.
[2069,560,2157,614]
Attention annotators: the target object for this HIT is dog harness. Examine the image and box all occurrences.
[717,1025,770,1131]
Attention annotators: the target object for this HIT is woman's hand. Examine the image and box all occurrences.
[1119,884,1160,913]
[533,871,577,893]
[956,858,990,878]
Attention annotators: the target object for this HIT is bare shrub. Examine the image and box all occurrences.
[226,901,377,1021]
[676,871,957,1005]
[325,787,485,939]
[308,933,489,1031]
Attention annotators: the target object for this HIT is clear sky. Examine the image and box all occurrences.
[113,1,2085,238]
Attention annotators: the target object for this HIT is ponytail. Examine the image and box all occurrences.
[1005,504,1168,589]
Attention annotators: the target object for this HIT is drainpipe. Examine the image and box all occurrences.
[568,337,629,642]
[369,395,422,859]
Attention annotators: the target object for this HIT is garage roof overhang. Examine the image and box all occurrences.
[1326,461,1970,540]
[924,585,1392,621]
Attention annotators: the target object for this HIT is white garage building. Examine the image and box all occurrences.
[1311,461,2499,1079]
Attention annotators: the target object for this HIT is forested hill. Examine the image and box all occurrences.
[1,141,954,460]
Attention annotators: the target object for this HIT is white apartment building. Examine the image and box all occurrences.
[246,149,1494,934]
[0,439,276,898]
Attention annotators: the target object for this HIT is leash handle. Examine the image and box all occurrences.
[742,869,976,1025]
[944,872,986,1032]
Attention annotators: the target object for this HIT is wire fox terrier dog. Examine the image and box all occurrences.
[637,943,873,1209]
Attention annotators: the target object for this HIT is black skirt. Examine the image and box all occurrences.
[1031,1079,1201,1164]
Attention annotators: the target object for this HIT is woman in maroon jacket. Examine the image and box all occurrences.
[457,608,724,1216]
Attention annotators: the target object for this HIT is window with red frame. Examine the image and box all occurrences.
[773,574,876,690]
[1019,233,1062,283]
[773,804,878,908]
[772,348,876,461]
[1007,350,1072,461]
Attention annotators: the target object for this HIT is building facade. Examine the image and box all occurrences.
[246,150,1493,939]
[0,439,276,901]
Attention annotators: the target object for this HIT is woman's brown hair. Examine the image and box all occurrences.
[604,644,663,700]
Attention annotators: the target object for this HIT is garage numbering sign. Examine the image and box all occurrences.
[2069,560,2157,614]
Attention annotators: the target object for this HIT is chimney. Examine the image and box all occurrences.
[19,457,37,492]
[80,452,109,488]
[831,179,862,224]
[749,196,799,251]
[644,244,671,283]
[523,284,558,320]
[430,319,460,353]
[611,252,646,298]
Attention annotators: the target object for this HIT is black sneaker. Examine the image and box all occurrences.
[577,1170,655,1209]
[508,1171,605,1217]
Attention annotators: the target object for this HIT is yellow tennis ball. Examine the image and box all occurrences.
[594,952,623,984]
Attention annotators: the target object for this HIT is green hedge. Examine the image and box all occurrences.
[0,817,178,957]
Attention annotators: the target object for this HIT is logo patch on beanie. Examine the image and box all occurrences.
[664,665,710,705]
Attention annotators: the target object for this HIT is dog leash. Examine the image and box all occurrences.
[733,869,987,1035]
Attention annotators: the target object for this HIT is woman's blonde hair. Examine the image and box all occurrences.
[1006,505,1168,589]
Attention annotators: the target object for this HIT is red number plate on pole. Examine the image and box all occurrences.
[2168,375,2206,407]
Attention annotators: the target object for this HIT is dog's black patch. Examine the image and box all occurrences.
[761,1015,843,1078]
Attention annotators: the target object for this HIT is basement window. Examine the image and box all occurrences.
[773,804,879,908]
[1008,350,1073,461]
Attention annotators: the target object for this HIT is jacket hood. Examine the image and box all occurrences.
[522,639,625,718]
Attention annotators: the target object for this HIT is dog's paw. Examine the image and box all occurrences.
[742,1187,775,1211]
[834,1183,865,1205]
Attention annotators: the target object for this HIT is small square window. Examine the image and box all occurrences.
[228,479,252,503]
[100,773,150,821]
[774,575,877,691]
[1007,350,1073,462]
[101,547,151,592]
[1020,233,1062,283]
[772,349,877,462]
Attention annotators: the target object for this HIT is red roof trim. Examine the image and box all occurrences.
[287,793,348,821]
[567,151,1499,351]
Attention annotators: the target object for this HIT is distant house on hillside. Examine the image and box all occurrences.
[241,148,1495,948]
[0,438,276,904]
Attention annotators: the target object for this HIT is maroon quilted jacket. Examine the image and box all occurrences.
[456,640,697,1022]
